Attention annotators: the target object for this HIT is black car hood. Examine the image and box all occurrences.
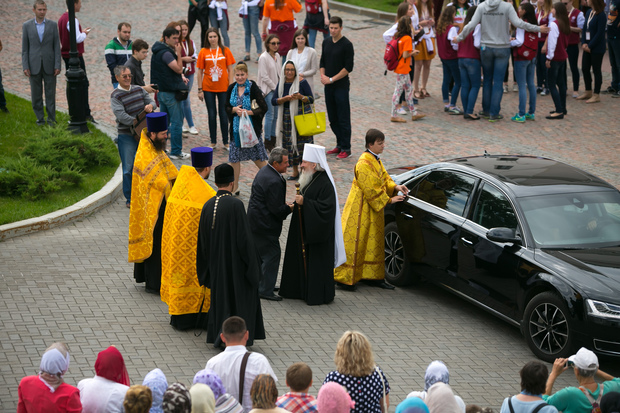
[541,247,620,303]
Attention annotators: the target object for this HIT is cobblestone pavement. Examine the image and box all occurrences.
[1,0,620,411]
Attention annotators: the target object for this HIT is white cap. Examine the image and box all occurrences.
[302,144,346,267]
[569,347,598,370]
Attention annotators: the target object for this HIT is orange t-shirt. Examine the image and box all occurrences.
[263,0,302,22]
[395,35,413,75]
[196,47,236,92]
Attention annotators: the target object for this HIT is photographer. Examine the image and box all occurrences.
[150,26,190,160]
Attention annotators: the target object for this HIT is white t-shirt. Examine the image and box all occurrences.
[78,375,129,413]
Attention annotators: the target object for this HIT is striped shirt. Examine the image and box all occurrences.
[110,85,154,134]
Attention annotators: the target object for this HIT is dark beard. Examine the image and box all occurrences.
[151,138,166,152]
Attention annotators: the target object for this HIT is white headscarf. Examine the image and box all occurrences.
[425,382,462,413]
[302,144,346,267]
[38,346,71,392]
[275,60,301,153]
[424,360,450,391]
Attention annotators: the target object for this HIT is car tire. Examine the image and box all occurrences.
[384,222,415,286]
[522,292,574,362]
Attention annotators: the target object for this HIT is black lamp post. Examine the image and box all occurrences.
[65,0,89,133]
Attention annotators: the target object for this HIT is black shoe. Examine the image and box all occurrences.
[273,287,280,292]
[86,115,97,124]
[335,282,357,291]
[546,113,564,119]
[378,281,396,290]
[0,106,9,113]
[286,175,299,181]
[260,293,283,301]
[603,86,618,94]
[549,110,567,115]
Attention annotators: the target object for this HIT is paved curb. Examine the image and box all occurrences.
[0,91,122,242]
[330,0,396,21]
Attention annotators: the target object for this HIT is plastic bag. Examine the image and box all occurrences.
[239,112,259,148]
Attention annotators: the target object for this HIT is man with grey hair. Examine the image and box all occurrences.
[110,64,156,208]
[544,347,620,413]
[247,147,292,301]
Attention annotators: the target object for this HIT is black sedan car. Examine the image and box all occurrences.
[384,155,620,362]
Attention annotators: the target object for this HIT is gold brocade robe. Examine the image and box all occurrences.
[334,151,397,285]
[160,166,216,315]
[128,129,178,263]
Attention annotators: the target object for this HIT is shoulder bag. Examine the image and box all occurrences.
[294,102,326,136]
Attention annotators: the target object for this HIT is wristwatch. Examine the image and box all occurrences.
[329,77,333,83]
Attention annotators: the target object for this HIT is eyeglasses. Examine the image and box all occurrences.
[270,41,281,45]
[284,69,296,72]
[120,74,133,79]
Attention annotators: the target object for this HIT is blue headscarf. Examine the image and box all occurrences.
[396,397,430,413]
[229,79,252,148]
[143,368,168,413]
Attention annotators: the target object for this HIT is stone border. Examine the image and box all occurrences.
[330,0,396,21]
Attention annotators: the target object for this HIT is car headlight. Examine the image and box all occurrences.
[586,299,620,320]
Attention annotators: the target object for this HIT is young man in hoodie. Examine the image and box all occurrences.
[455,0,549,121]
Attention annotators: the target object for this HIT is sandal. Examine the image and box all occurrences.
[421,88,431,97]
[414,91,423,99]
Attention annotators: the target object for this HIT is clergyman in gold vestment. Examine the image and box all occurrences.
[333,129,409,289]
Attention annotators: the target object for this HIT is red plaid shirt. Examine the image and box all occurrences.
[276,392,318,413]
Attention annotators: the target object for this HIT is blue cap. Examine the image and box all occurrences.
[191,147,213,168]
[146,112,168,133]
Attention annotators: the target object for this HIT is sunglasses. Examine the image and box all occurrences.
[120,74,133,79]
[270,41,281,45]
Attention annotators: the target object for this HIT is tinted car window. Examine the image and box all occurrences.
[413,170,476,217]
[472,183,518,230]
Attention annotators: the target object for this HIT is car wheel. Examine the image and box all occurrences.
[523,292,573,362]
[384,222,414,286]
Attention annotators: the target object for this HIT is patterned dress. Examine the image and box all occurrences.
[229,92,269,163]
[323,368,390,413]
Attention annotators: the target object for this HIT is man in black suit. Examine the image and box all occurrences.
[247,147,293,301]
[21,0,61,125]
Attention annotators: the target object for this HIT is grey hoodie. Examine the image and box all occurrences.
[456,0,541,48]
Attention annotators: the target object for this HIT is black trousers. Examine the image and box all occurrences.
[582,50,604,94]
[566,43,580,92]
[188,3,210,48]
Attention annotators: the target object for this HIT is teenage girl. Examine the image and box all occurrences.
[457,6,481,120]
[545,1,571,119]
[565,0,584,97]
[510,2,539,122]
[536,0,554,95]
[414,0,436,99]
[437,6,462,114]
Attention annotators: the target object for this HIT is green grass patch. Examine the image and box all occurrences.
[0,93,119,225]
[337,0,400,14]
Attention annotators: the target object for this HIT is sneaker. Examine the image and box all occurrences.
[489,114,504,122]
[189,126,199,135]
[411,112,426,121]
[391,116,407,123]
[525,113,536,121]
[448,106,464,115]
[512,83,518,92]
[182,125,190,133]
[326,147,341,155]
[503,84,509,93]
[540,88,549,96]
[396,107,407,115]
[536,86,543,94]
[478,111,490,119]
[511,113,526,123]
[169,152,191,160]
[444,106,451,112]
[336,150,351,159]
[612,91,620,98]
[602,86,618,95]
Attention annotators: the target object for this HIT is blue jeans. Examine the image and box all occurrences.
[308,29,330,49]
[181,73,195,128]
[210,12,230,47]
[441,59,461,106]
[514,58,537,116]
[205,91,228,144]
[324,84,351,151]
[117,133,139,203]
[480,46,510,116]
[608,36,620,91]
[459,58,480,115]
[263,90,277,139]
[547,59,567,114]
[157,91,184,156]
[243,6,262,54]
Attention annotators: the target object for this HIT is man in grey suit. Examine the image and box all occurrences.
[22,0,61,125]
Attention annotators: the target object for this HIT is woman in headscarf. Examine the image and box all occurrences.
[144,368,169,413]
[396,397,430,413]
[272,60,314,180]
[193,369,243,413]
[124,385,154,413]
[163,383,192,413]
[317,382,355,413]
[407,361,466,413]
[249,374,289,413]
[190,383,216,413]
[18,342,82,413]
[78,345,131,413]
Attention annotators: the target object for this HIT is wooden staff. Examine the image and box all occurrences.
[295,183,308,280]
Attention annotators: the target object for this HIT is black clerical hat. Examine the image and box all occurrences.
[214,163,234,185]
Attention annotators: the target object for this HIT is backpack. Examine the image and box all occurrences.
[514,30,538,60]
[579,383,604,413]
[305,0,322,15]
[384,36,402,72]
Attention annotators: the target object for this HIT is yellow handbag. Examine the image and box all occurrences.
[294,102,326,136]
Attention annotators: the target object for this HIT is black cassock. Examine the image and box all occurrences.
[134,199,166,294]
[280,171,336,305]
[196,190,266,346]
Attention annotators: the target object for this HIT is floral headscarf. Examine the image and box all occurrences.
[424,361,449,391]
[143,368,169,413]
[162,383,191,413]
[193,369,226,400]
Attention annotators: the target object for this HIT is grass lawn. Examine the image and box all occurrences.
[0,93,119,226]
[336,0,400,14]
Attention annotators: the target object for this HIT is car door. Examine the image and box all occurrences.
[396,170,477,286]
[457,182,523,320]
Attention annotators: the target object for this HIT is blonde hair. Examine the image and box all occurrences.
[124,385,153,413]
[251,374,278,409]
[235,62,249,74]
[334,331,375,377]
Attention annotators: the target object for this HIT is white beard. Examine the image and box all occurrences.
[299,169,314,190]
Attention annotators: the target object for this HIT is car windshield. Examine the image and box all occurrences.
[519,191,620,248]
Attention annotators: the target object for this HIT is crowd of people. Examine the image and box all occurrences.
[18,326,620,413]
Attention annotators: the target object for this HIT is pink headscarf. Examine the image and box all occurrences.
[318,382,355,413]
[95,346,130,386]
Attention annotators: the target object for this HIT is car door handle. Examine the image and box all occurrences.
[461,237,474,245]
[400,212,414,220]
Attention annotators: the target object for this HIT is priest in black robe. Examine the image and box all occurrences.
[280,144,347,306]
[196,163,266,347]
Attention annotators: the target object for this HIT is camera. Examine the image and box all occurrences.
[151,84,159,91]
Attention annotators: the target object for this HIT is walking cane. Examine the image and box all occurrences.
[295,183,308,281]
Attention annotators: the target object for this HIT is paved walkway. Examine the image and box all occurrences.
[1,0,619,411]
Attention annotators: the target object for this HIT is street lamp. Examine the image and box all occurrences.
[65,0,89,134]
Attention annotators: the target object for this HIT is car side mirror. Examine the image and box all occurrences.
[486,227,522,245]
